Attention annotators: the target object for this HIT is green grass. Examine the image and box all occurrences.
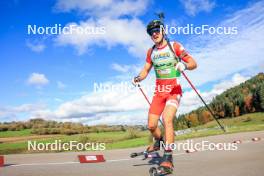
[0,112,264,154]
[107,137,149,149]
[0,130,149,154]
[175,112,264,140]
[0,129,32,138]
[198,112,264,129]
[66,131,147,142]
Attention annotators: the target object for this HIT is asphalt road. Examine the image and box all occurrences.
[1,130,264,176]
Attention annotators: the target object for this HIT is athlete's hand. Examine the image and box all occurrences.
[175,62,187,72]
[132,76,141,86]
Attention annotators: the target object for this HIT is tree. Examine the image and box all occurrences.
[259,84,264,110]
[187,113,199,127]
[200,110,213,123]
[234,106,240,117]
[244,94,254,113]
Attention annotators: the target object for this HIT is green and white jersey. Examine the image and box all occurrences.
[146,42,183,80]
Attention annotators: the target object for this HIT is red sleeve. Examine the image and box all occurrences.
[173,42,192,63]
[145,48,153,64]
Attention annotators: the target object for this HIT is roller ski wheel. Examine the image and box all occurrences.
[149,167,158,176]
[130,150,160,160]
[130,137,164,159]
[130,152,139,158]
[149,165,173,176]
[130,150,151,159]
[150,150,174,175]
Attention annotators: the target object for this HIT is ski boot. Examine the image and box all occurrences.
[149,151,173,176]
[146,136,164,153]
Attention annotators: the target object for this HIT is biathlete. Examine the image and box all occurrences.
[132,19,197,174]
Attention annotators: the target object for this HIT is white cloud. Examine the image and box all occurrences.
[29,73,248,124]
[54,98,63,102]
[0,72,250,124]
[179,1,264,88]
[111,63,130,73]
[54,0,148,18]
[14,104,47,112]
[55,17,151,57]
[212,74,248,93]
[26,40,46,52]
[54,0,152,57]
[0,103,46,121]
[54,0,112,13]
[179,0,215,16]
[179,73,249,114]
[27,73,49,87]
[110,63,139,73]
[57,81,66,89]
[81,112,148,126]
[31,88,150,123]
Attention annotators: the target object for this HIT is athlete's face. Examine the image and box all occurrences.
[150,29,163,44]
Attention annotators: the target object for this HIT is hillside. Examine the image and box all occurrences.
[0,118,146,136]
[176,73,264,129]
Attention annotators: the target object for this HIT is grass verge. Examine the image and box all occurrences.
[0,112,264,154]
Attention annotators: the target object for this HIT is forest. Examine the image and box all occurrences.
[175,73,264,129]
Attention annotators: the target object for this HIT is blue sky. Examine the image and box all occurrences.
[0,0,263,125]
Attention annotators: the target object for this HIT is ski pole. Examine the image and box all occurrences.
[136,84,164,127]
[164,39,226,131]
[181,72,226,132]
[137,84,151,105]
[155,12,226,132]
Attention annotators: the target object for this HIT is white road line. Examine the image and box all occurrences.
[8,152,187,167]
[6,139,263,167]
[107,158,137,162]
[107,152,186,163]
[173,152,186,156]
[9,161,79,167]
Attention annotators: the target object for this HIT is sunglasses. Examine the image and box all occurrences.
[148,28,161,36]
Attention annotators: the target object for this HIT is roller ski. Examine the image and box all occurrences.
[130,137,164,159]
[149,151,174,176]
